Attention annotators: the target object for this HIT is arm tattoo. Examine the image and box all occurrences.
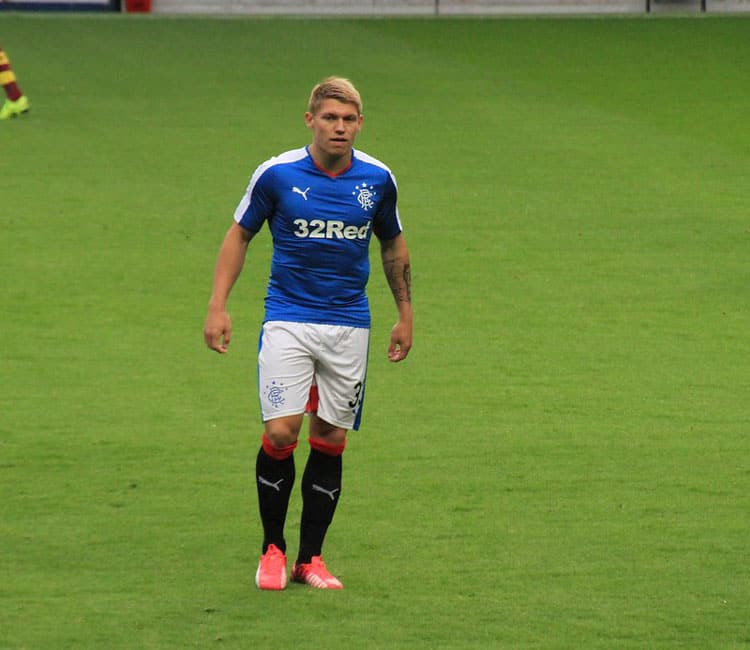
[385,261,411,304]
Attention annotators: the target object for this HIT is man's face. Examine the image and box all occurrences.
[306,98,363,160]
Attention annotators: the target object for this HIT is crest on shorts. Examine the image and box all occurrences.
[352,182,376,212]
[265,381,287,409]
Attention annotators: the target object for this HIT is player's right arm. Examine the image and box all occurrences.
[204,222,255,354]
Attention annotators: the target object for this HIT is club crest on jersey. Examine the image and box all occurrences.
[352,182,376,211]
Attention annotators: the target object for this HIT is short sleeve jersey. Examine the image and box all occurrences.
[234,146,402,328]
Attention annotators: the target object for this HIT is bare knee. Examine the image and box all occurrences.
[264,414,304,448]
[309,413,347,446]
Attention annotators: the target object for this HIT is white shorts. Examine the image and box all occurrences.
[257,321,370,430]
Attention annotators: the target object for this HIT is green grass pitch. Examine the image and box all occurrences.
[1,11,749,649]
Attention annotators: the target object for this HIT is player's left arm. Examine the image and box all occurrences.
[379,233,412,362]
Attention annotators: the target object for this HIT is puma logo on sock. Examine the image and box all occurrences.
[258,476,284,492]
[312,484,340,501]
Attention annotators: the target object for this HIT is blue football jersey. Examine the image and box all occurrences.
[234,146,402,328]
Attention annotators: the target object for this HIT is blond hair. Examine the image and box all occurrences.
[307,76,362,116]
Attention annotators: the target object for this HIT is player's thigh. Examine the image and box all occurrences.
[315,326,370,431]
[258,321,315,421]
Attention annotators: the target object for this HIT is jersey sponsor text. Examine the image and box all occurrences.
[293,218,371,240]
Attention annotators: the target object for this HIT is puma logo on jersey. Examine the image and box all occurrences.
[258,476,284,492]
[292,186,310,200]
[312,484,340,501]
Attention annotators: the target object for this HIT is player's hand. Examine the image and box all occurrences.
[204,309,232,354]
[388,319,412,362]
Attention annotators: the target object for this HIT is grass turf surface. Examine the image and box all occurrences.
[1,12,749,649]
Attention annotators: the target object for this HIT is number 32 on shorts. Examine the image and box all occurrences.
[348,381,363,410]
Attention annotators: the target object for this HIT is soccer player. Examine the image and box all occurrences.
[0,45,30,120]
[203,77,412,590]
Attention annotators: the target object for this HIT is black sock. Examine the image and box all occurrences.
[297,448,342,564]
[256,446,295,554]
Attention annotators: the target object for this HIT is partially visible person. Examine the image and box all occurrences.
[0,45,30,120]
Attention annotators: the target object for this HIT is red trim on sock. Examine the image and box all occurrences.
[309,436,346,457]
[262,433,298,461]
